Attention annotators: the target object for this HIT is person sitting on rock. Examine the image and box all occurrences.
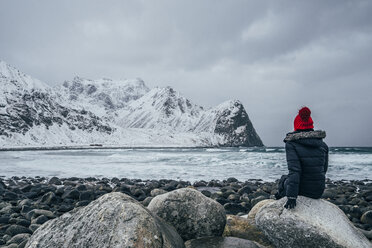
[275,106,329,209]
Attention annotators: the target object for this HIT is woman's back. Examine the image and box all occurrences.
[285,130,328,199]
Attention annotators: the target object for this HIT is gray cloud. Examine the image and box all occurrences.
[1,0,372,146]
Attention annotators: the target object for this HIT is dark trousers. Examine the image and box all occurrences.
[277,175,288,199]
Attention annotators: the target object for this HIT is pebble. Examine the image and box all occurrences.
[5,225,32,236]
[361,210,372,225]
[6,233,30,245]
[31,215,48,225]
[0,176,371,243]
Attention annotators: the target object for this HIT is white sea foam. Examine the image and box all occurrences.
[0,148,371,182]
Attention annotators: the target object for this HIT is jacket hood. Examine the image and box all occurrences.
[284,130,326,147]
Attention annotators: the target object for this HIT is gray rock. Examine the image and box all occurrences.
[151,188,167,197]
[28,224,40,233]
[2,234,12,243]
[361,210,372,225]
[25,192,184,248]
[79,190,94,201]
[0,216,10,224]
[48,177,62,185]
[32,209,55,219]
[251,195,268,207]
[184,236,262,248]
[31,215,48,225]
[0,205,15,215]
[6,233,31,245]
[238,185,253,195]
[39,192,57,205]
[141,196,154,207]
[61,189,80,200]
[18,239,29,248]
[4,244,18,248]
[5,225,32,236]
[18,199,32,207]
[148,188,226,241]
[255,196,371,248]
[16,219,31,228]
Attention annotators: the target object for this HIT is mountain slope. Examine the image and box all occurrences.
[0,60,263,147]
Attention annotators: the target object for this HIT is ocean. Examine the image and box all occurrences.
[0,147,371,182]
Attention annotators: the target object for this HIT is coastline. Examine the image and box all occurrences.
[0,176,371,246]
[0,145,215,152]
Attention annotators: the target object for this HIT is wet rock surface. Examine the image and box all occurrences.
[0,177,371,245]
[148,188,226,241]
[256,196,371,248]
[25,192,184,248]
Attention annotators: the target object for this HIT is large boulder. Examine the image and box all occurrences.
[148,188,226,241]
[255,196,371,248]
[25,192,184,248]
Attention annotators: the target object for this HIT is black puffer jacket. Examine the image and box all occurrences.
[284,129,329,199]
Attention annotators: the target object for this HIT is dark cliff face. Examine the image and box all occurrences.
[214,101,263,147]
[0,90,113,138]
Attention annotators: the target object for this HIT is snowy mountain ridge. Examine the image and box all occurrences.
[0,60,263,147]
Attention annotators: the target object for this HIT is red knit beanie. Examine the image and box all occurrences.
[294,107,314,131]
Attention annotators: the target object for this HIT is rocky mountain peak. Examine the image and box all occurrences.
[0,61,48,95]
[214,100,263,147]
[0,60,263,147]
[58,77,150,111]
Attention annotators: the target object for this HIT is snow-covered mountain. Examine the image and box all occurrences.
[0,60,263,147]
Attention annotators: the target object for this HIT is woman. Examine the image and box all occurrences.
[275,107,329,209]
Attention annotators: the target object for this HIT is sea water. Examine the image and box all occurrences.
[0,147,371,182]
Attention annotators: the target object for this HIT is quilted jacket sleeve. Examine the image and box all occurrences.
[285,142,301,198]
[323,143,329,173]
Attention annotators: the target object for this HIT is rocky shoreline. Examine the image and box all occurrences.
[0,177,371,247]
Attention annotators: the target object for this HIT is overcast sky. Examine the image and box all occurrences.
[1,0,371,146]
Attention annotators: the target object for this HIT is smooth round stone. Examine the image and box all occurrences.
[3,192,18,201]
[29,224,40,233]
[5,225,32,236]
[76,184,87,191]
[31,215,48,225]
[227,177,239,183]
[228,194,240,202]
[222,189,236,198]
[193,181,207,187]
[251,195,268,207]
[215,197,229,205]
[6,233,31,245]
[16,219,31,228]
[25,192,184,248]
[0,216,10,224]
[57,204,73,213]
[150,188,167,197]
[18,199,32,207]
[361,210,372,225]
[148,188,226,241]
[141,197,153,207]
[79,191,94,201]
[39,192,58,205]
[48,177,62,185]
[238,185,253,195]
[62,189,80,200]
[75,201,90,207]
